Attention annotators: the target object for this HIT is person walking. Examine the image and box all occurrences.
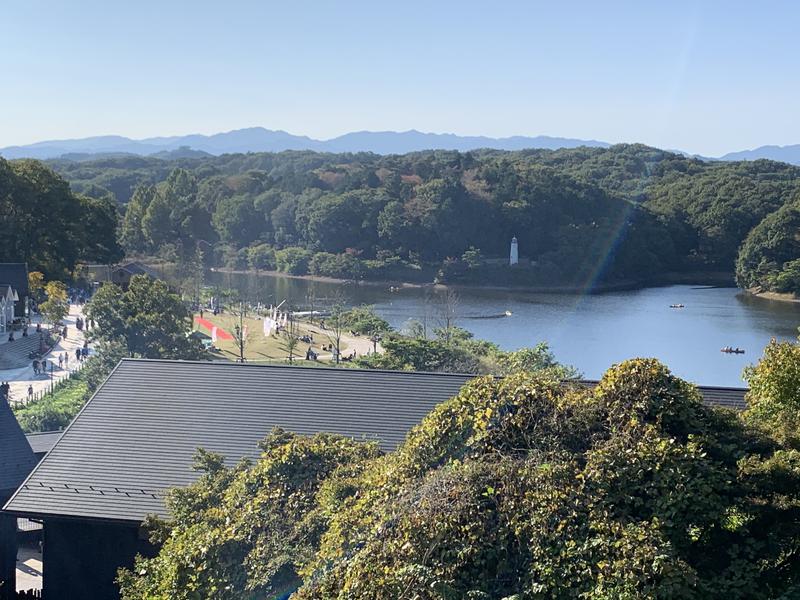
[58,354,63,369]
[64,352,69,370]
[75,347,82,363]
[32,359,39,375]
[27,384,33,400]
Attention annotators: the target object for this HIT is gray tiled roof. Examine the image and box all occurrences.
[4,360,473,522]
[25,431,63,455]
[3,360,748,524]
[0,400,37,497]
[116,262,160,279]
[578,380,748,411]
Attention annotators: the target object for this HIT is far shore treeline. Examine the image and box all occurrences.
[3,144,800,294]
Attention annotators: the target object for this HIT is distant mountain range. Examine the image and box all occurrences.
[719,145,800,165]
[1,127,800,165]
[0,128,609,160]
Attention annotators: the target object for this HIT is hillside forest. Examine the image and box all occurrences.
[3,144,800,293]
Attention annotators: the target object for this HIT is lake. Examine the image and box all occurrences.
[206,270,800,387]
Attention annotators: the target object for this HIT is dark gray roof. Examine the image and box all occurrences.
[115,262,160,279]
[0,401,37,497]
[3,360,473,522]
[3,360,748,524]
[0,263,28,301]
[25,431,63,455]
[579,380,747,411]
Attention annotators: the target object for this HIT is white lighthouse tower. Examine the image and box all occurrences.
[509,236,519,265]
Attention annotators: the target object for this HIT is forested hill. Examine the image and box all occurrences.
[46,144,800,292]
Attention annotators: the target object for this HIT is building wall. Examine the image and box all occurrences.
[0,297,10,333]
[42,519,154,600]
[0,501,16,600]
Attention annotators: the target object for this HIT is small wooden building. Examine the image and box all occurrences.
[83,262,160,290]
[0,400,38,599]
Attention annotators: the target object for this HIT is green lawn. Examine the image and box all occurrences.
[195,312,352,363]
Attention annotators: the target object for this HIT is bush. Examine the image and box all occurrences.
[13,377,89,432]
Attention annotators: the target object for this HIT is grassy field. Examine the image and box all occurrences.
[194,312,372,364]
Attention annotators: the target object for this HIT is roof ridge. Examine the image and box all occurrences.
[118,357,481,379]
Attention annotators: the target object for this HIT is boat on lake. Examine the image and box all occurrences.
[720,346,745,354]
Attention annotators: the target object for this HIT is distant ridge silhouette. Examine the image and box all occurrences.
[0,127,609,159]
[2,128,799,164]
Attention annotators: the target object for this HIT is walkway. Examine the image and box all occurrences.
[16,545,42,593]
[0,304,91,405]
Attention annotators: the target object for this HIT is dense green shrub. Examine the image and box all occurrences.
[13,377,88,432]
[120,358,800,599]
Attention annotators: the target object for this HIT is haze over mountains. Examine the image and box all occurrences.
[1,127,799,165]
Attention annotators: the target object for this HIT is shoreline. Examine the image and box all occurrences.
[210,267,737,295]
[742,288,800,305]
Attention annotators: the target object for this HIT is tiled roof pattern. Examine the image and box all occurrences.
[4,360,472,522]
[4,360,747,523]
[0,400,37,496]
[25,431,63,455]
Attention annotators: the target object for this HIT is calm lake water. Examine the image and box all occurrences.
[206,270,800,387]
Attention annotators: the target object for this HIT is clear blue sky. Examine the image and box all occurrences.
[1,0,798,155]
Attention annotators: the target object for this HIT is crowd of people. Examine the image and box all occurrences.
[1,290,94,406]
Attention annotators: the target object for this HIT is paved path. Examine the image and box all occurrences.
[16,545,42,592]
[0,304,92,405]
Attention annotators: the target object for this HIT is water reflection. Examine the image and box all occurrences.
[205,271,800,386]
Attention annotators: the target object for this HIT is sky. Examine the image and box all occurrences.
[1,0,798,156]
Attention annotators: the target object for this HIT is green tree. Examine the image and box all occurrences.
[339,305,391,336]
[743,337,800,446]
[246,244,276,271]
[85,275,205,360]
[736,200,800,293]
[120,184,156,252]
[141,192,174,249]
[0,158,121,278]
[275,247,312,275]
